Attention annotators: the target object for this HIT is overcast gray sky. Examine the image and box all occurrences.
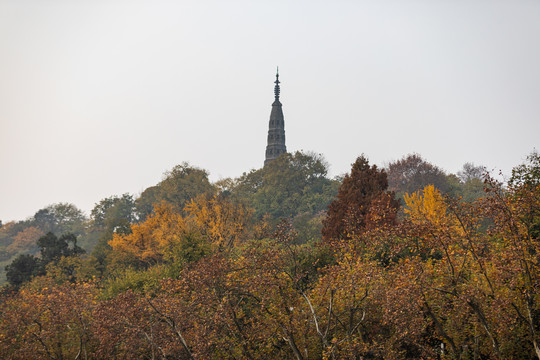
[1,0,539,222]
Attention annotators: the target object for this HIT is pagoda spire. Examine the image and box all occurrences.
[274,67,280,100]
[264,68,287,166]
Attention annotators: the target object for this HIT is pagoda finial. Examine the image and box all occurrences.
[274,67,280,100]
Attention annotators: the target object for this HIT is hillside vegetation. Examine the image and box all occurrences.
[1,151,535,359]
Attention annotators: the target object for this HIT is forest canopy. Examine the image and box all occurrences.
[1,150,538,359]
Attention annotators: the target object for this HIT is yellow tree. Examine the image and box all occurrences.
[109,195,255,270]
[184,193,255,250]
[398,185,509,359]
[404,185,447,226]
[108,203,189,267]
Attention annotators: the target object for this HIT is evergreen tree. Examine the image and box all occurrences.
[322,155,399,241]
[5,254,40,287]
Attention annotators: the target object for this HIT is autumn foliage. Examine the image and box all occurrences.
[1,153,540,359]
[108,203,188,266]
[322,155,400,241]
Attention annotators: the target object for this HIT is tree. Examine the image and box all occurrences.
[457,162,486,183]
[227,169,264,204]
[135,163,216,220]
[5,254,40,287]
[292,211,325,244]
[403,185,448,227]
[442,162,487,202]
[306,253,386,359]
[87,194,137,266]
[37,232,84,264]
[184,193,255,250]
[159,163,216,207]
[0,278,98,359]
[32,203,86,236]
[386,153,450,200]
[229,151,339,222]
[109,193,256,269]
[387,183,534,358]
[446,173,486,203]
[509,150,540,188]
[508,150,540,240]
[0,206,86,284]
[91,193,136,231]
[322,155,399,241]
[92,290,180,359]
[108,204,189,267]
[260,152,336,218]
[135,185,160,221]
[6,226,44,254]
[0,221,28,258]
[4,232,84,287]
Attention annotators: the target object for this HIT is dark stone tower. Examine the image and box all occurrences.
[264,69,287,166]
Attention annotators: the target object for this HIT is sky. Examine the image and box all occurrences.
[1,0,539,222]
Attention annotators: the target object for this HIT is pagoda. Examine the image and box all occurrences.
[264,69,287,166]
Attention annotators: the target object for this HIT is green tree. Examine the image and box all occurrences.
[443,162,487,202]
[508,150,540,240]
[509,150,540,188]
[37,232,84,264]
[158,162,216,210]
[135,186,160,221]
[31,203,86,236]
[231,151,339,220]
[5,254,40,287]
[4,232,85,287]
[91,193,136,231]
[87,194,137,272]
[136,163,216,220]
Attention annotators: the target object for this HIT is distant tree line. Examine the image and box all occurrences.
[0,152,488,285]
